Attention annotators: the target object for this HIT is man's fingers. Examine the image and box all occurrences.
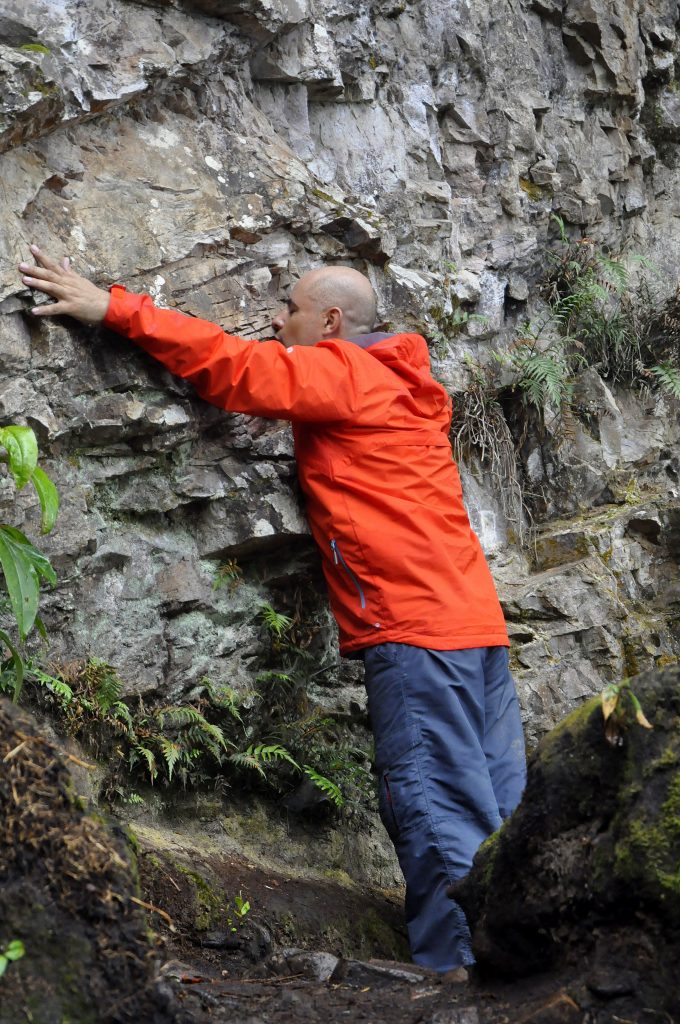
[21,275,65,297]
[30,245,63,273]
[32,302,66,317]
[20,264,60,282]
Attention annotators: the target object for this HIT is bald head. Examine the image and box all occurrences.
[300,267,377,337]
[271,265,377,346]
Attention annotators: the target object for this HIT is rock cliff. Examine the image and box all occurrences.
[1,0,679,850]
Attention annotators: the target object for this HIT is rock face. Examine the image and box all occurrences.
[0,0,679,864]
[0,698,176,1024]
[454,664,680,1018]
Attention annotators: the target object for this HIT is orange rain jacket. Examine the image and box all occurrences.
[104,287,509,656]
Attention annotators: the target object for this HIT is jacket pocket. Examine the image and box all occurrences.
[330,538,366,609]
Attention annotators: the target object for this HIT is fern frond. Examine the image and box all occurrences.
[132,744,158,781]
[155,705,203,729]
[109,700,134,733]
[596,254,629,293]
[207,685,244,721]
[255,670,293,685]
[303,766,344,808]
[89,660,123,713]
[650,363,680,399]
[26,664,74,703]
[259,603,292,639]
[229,749,267,778]
[157,737,182,781]
[230,743,300,778]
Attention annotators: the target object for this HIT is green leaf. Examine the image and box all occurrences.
[33,615,48,641]
[0,526,56,638]
[0,939,25,977]
[30,466,59,534]
[303,766,344,808]
[0,426,38,488]
[0,629,25,702]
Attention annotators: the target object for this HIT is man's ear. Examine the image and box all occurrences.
[323,306,343,336]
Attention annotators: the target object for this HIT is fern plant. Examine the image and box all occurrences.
[259,602,293,641]
[541,222,679,401]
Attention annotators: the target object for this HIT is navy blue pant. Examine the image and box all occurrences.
[362,643,526,971]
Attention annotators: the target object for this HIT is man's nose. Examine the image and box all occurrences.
[271,308,285,331]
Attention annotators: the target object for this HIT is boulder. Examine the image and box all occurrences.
[454,664,680,1017]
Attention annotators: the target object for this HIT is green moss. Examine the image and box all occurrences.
[368,54,379,69]
[357,906,409,960]
[176,865,223,931]
[519,177,549,201]
[30,78,59,98]
[322,868,354,887]
[476,827,502,890]
[19,43,51,54]
[541,696,599,751]
[614,768,680,899]
[311,188,343,208]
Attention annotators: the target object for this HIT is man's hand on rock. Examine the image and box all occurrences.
[19,246,110,324]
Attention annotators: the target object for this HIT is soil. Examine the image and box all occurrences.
[140,849,580,1024]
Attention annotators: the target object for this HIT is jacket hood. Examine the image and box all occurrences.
[348,330,449,417]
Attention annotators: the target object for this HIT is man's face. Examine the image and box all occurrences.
[271,279,327,347]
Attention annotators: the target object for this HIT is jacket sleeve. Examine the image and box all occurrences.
[103,286,364,422]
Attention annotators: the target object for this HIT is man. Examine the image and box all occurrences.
[19,246,526,973]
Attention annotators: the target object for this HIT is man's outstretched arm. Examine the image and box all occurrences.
[18,248,364,423]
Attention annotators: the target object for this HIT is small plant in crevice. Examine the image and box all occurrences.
[601,678,653,747]
[212,558,243,592]
[535,216,680,400]
[226,891,251,933]
[0,939,25,979]
[449,356,528,540]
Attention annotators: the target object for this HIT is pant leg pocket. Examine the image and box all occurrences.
[377,735,428,842]
[378,771,400,842]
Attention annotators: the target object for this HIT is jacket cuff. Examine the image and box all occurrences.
[102,284,145,334]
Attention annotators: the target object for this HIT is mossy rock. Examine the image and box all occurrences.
[0,699,177,1024]
[455,665,680,1000]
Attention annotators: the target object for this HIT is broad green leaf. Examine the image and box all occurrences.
[0,426,38,488]
[30,466,59,534]
[4,940,25,961]
[0,629,25,702]
[0,526,56,639]
[2,526,56,587]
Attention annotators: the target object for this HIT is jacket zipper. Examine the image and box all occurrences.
[330,539,366,609]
